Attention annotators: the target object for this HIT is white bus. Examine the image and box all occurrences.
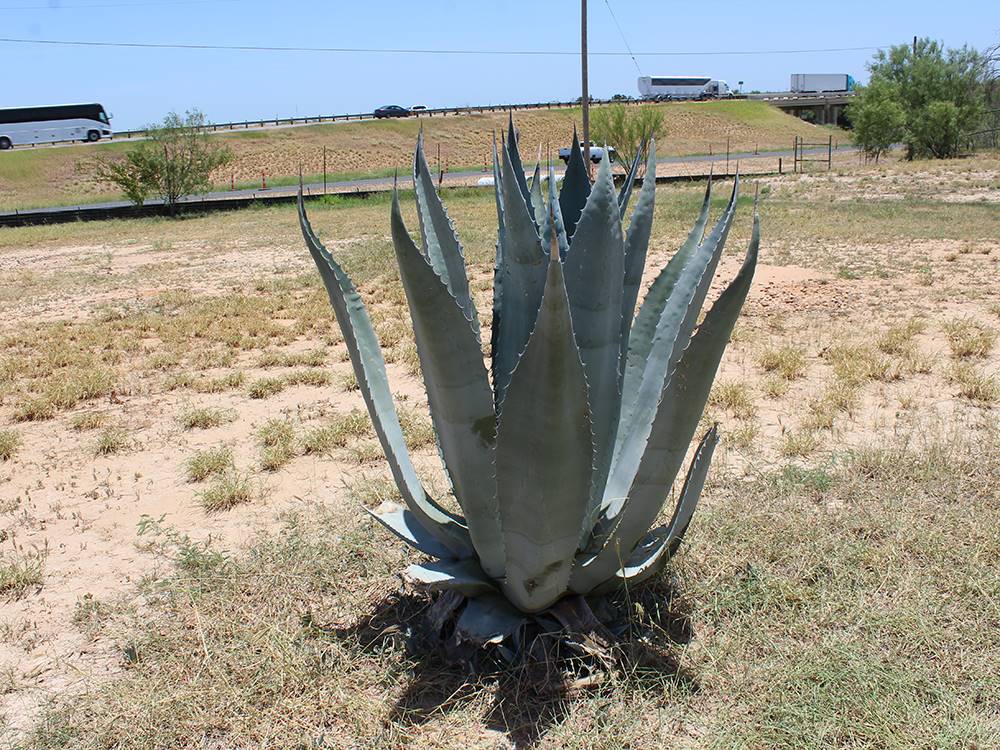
[0,103,112,150]
[637,76,733,101]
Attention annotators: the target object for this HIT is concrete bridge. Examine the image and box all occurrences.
[747,92,855,126]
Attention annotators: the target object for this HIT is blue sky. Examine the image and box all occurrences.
[1,0,997,130]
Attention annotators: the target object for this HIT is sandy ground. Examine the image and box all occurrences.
[1,155,998,739]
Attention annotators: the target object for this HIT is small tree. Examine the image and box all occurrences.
[93,110,232,213]
[590,103,665,169]
[849,80,907,162]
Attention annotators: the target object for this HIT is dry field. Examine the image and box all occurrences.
[0,152,998,748]
[0,101,842,211]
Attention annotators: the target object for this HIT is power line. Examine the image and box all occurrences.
[0,37,891,57]
[0,0,238,8]
[602,0,642,75]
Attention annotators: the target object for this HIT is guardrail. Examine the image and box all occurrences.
[0,170,767,229]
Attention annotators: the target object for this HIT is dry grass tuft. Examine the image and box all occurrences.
[780,428,822,457]
[184,446,235,483]
[198,471,254,512]
[826,344,893,386]
[877,318,925,355]
[708,380,757,420]
[0,549,44,599]
[284,368,332,387]
[69,411,107,431]
[0,429,20,462]
[258,419,298,471]
[942,319,997,359]
[178,406,237,430]
[757,345,806,380]
[93,427,131,456]
[246,376,287,400]
[950,363,999,403]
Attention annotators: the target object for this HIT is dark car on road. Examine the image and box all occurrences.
[373,105,411,119]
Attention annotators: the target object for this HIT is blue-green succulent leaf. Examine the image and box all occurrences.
[540,163,569,259]
[575,207,758,590]
[366,502,456,560]
[619,140,658,383]
[580,176,737,567]
[559,128,592,239]
[298,193,473,558]
[490,136,506,387]
[496,253,594,613]
[588,426,719,596]
[617,139,646,217]
[492,139,549,407]
[403,558,498,597]
[562,152,625,539]
[528,160,544,228]
[611,175,735,494]
[455,594,526,645]
[619,173,713,427]
[413,132,477,327]
[390,193,504,577]
[507,113,534,221]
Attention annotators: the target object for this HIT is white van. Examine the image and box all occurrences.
[0,103,112,149]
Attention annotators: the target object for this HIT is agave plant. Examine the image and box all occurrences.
[298,119,758,647]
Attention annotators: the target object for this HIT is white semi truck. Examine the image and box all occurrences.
[789,74,855,93]
[637,76,733,101]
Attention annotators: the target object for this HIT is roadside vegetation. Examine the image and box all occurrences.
[1,152,998,745]
[850,37,997,160]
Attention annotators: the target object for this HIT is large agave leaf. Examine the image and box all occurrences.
[562,153,625,538]
[403,558,498,597]
[496,243,594,613]
[506,114,534,221]
[298,194,473,558]
[559,128,592,240]
[489,137,506,391]
[588,426,718,597]
[528,160,544,228]
[390,193,505,577]
[413,132,477,326]
[574,207,759,590]
[491,139,549,407]
[619,173,713,428]
[610,175,736,496]
[618,140,658,383]
[366,502,456,560]
[539,163,569,259]
[617,139,646,218]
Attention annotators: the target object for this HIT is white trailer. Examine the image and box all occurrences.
[789,74,855,93]
[0,103,112,149]
[637,76,732,101]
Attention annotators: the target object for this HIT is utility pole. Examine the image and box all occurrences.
[581,0,591,176]
[912,35,918,56]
